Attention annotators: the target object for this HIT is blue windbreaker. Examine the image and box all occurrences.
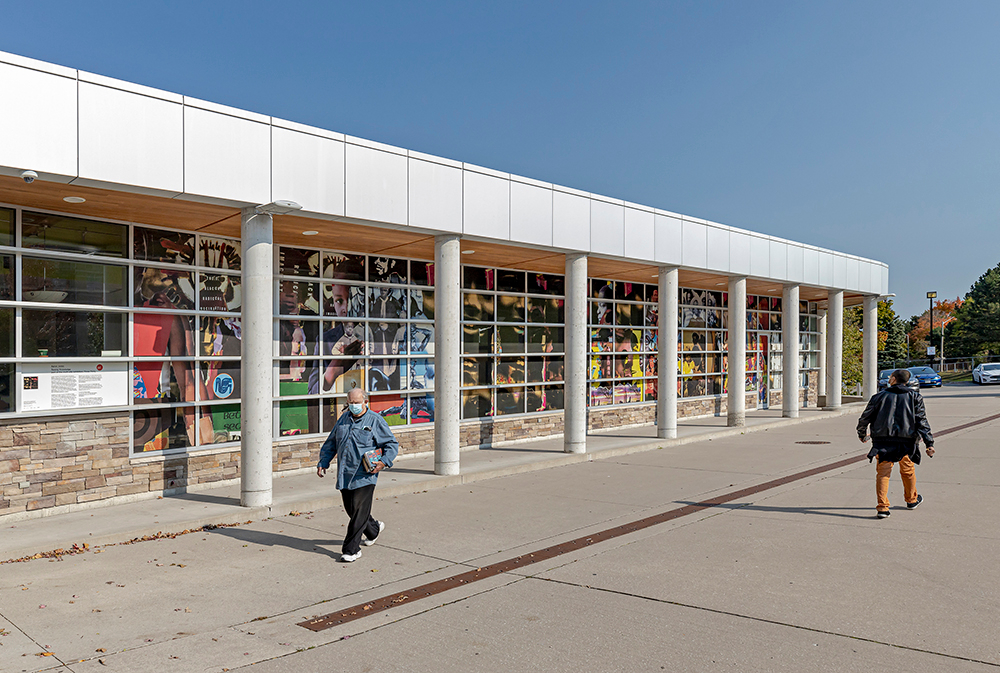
[317,409,399,490]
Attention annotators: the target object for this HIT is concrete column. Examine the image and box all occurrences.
[825,290,844,409]
[817,309,827,398]
[727,276,747,427]
[862,294,879,401]
[782,284,800,418]
[564,253,588,453]
[434,235,461,475]
[657,267,678,439]
[240,207,273,507]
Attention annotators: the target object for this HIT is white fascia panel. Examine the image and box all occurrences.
[802,247,819,285]
[845,257,860,292]
[408,156,462,233]
[682,220,708,268]
[0,62,77,180]
[818,251,834,287]
[271,126,345,217]
[881,265,889,295]
[183,106,270,205]
[345,142,408,226]
[706,225,729,272]
[729,230,751,276]
[654,213,682,265]
[272,117,344,141]
[769,239,788,281]
[786,245,805,284]
[749,235,770,278]
[78,82,183,194]
[78,71,182,103]
[590,199,625,256]
[463,169,510,239]
[624,207,654,261]
[183,96,269,124]
[870,263,882,296]
[0,50,76,78]
[833,254,847,289]
[510,180,553,246]
[553,189,590,250]
[346,135,407,156]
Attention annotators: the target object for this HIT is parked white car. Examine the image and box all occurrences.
[973,362,1000,384]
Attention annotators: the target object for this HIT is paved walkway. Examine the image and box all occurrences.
[2,384,998,672]
[2,403,855,562]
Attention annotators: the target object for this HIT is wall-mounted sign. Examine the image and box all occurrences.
[21,362,128,412]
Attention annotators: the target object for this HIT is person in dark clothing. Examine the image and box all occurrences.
[857,369,936,519]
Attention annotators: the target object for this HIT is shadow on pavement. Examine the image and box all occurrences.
[165,491,241,506]
[208,526,342,559]
[679,500,875,520]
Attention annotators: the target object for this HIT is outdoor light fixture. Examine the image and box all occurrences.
[302,230,318,236]
[462,249,475,255]
[63,196,86,204]
[254,200,302,216]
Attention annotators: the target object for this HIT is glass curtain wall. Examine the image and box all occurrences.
[589,280,660,406]
[461,266,566,418]
[275,247,436,435]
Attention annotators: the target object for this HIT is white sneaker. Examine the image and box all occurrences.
[362,520,385,547]
[340,551,362,563]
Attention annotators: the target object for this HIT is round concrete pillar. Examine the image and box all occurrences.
[434,235,462,475]
[564,254,588,453]
[657,267,678,439]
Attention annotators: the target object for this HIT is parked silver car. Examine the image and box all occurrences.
[973,362,1000,384]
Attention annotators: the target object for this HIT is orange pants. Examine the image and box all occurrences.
[876,456,918,512]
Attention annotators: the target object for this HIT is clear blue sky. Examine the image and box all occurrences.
[4,1,997,319]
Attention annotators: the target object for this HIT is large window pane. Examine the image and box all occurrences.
[22,211,127,257]
[199,273,242,312]
[279,280,320,316]
[410,261,433,286]
[279,399,319,436]
[0,207,12,247]
[199,236,241,271]
[134,267,195,310]
[370,257,407,284]
[201,362,240,401]
[0,308,12,357]
[134,407,191,452]
[463,293,494,322]
[23,310,126,357]
[23,257,127,306]
[135,313,195,357]
[496,294,525,322]
[409,359,434,391]
[322,283,364,318]
[134,227,195,264]
[369,286,407,320]
[280,247,320,277]
[202,316,242,357]
[0,255,12,300]
[322,252,365,281]
[205,404,241,444]
[0,363,12,413]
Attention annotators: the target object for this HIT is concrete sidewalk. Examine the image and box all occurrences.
[1,404,858,562]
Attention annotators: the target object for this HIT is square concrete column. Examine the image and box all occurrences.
[782,284,800,418]
[240,207,274,507]
[817,308,827,398]
[862,294,879,401]
[657,267,678,439]
[564,253,588,453]
[727,276,747,427]
[434,235,461,475]
[825,290,844,409]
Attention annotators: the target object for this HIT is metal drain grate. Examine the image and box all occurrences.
[795,440,831,445]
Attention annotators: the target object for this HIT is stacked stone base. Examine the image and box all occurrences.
[2,377,819,516]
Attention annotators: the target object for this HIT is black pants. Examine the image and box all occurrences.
[340,484,380,555]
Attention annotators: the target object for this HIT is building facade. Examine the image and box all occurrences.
[0,51,885,516]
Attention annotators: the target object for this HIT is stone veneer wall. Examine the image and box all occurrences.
[2,381,819,515]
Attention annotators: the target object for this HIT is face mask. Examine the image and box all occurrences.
[348,402,365,416]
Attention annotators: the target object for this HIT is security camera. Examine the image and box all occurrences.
[21,170,38,184]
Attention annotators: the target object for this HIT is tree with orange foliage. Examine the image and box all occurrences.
[908,299,963,356]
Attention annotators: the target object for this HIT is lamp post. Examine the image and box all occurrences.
[941,316,956,369]
[926,291,937,363]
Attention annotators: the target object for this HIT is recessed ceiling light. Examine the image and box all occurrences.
[302,230,318,236]
[651,274,658,278]
[462,250,475,255]
[715,282,725,286]
[63,196,86,204]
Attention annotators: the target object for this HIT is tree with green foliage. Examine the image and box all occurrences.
[843,306,863,393]
[877,300,908,367]
[950,263,1000,356]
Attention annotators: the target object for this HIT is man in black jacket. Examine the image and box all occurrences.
[857,369,936,519]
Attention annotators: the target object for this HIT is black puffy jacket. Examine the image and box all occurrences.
[856,385,934,447]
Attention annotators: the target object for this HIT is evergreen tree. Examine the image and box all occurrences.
[951,263,1000,356]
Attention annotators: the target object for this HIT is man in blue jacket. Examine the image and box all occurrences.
[317,387,399,562]
[857,369,936,519]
